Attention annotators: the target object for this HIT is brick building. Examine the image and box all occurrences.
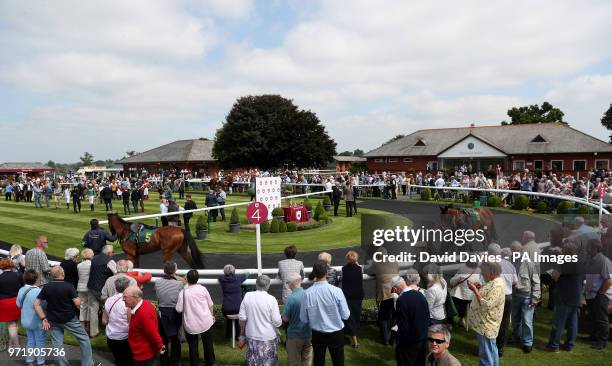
[364,123,612,175]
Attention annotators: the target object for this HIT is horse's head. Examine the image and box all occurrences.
[439,204,454,214]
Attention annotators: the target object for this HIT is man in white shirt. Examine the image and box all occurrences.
[160,198,169,226]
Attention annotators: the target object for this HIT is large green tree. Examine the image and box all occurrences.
[501,101,566,125]
[213,95,336,170]
[79,152,94,166]
[601,102,612,143]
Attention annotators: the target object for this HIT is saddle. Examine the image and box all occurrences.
[128,222,156,244]
[462,208,480,225]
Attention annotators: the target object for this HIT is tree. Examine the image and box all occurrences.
[338,151,353,156]
[79,152,94,166]
[352,149,364,157]
[500,101,566,125]
[601,102,612,143]
[46,160,56,168]
[382,134,405,146]
[213,95,336,170]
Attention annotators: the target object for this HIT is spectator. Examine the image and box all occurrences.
[0,258,23,348]
[283,272,312,366]
[17,270,47,366]
[183,194,197,233]
[160,198,169,226]
[425,265,447,325]
[493,245,517,357]
[391,272,430,366]
[87,244,118,338]
[318,251,339,286]
[60,247,80,289]
[82,219,116,255]
[101,260,138,301]
[218,264,248,341]
[449,261,480,329]
[467,262,505,366]
[25,235,51,286]
[278,245,305,303]
[343,181,355,217]
[102,277,133,366]
[300,260,350,366]
[341,250,364,348]
[205,188,218,223]
[176,269,216,366]
[239,275,282,366]
[545,242,582,352]
[511,231,541,353]
[155,261,185,366]
[124,285,165,366]
[125,260,153,288]
[367,246,399,345]
[9,244,26,273]
[426,324,461,366]
[77,248,94,334]
[584,239,612,350]
[35,266,95,366]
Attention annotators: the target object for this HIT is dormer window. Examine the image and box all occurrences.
[414,139,426,146]
[531,134,546,143]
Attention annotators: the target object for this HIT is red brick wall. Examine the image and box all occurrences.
[366,156,436,173]
[509,153,612,175]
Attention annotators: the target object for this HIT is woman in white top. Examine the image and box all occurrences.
[238,275,282,366]
[424,265,448,325]
[77,248,94,332]
[64,186,71,208]
[449,261,481,328]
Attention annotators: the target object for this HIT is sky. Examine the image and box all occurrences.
[1,0,612,163]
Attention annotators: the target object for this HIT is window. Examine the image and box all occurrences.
[374,158,384,163]
[551,160,564,171]
[512,160,525,171]
[427,161,438,171]
[403,158,414,163]
[595,159,609,170]
[531,134,547,143]
[414,139,426,146]
[533,160,543,170]
[389,158,398,163]
[573,160,586,171]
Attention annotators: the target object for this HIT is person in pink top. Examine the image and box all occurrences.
[175,269,216,366]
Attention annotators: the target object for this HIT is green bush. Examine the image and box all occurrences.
[272,207,285,217]
[303,198,313,211]
[279,220,287,233]
[286,221,297,232]
[578,205,590,215]
[260,220,270,233]
[247,188,256,197]
[512,195,529,210]
[229,208,239,225]
[319,213,329,222]
[323,195,331,207]
[461,194,470,204]
[195,214,207,231]
[487,195,502,207]
[270,219,280,233]
[420,188,431,201]
[555,201,571,214]
[536,201,549,213]
[314,201,324,221]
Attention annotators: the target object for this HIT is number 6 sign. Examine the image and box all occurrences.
[246,202,269,225]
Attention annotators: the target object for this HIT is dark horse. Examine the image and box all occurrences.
[439,204,497,252]
[107,213,204,268]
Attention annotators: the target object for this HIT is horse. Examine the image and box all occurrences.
[439,204,497,252]
[106,213,204,269]
[208,175,234,191]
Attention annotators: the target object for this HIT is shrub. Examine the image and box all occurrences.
[462,194,470,204]
[420,188,431,201]
[247,188,256,197]
[272,207,285,217]
[555,201,571,214]
[319,213,329,223]
[314,201,324,221]
[536,201,549,213]
[195,214,207,231]
[229,208,239,225]
[512,195,529,210]
[279,220,287,233]
[270,219,280,233]
[578,204,590,215]
[260,220,270,233]
[487,195,502,207]
[323,195,331,207]
[286,221,297,232]
[303,198,313,211]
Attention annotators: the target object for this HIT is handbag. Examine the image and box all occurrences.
[445,290,458,319]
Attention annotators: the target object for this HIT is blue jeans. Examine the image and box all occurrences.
[548,302,578,349]
[477,333,499,366]
[34,194,41,208]
[25,327,48,365]
[511,295,534,347]
[50,317,93,366]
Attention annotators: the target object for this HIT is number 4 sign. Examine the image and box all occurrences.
[246,202,269,225]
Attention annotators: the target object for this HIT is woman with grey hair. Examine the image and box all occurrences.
[238,275,282,366]
[60,247,80,289]
[218,264,248,341]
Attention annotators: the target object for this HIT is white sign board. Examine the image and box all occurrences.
[256,177,282,219]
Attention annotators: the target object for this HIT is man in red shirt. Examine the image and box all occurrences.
[123,286,165,365]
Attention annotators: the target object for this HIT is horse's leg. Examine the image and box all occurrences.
[177,240,194,268]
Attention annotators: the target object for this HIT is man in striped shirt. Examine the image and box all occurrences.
[25,236,51,286]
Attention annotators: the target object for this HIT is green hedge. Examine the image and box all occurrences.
[271,207,284,217]
[286,222,297,232]
[512,195,529,210]
[556,201,571,214]
[260,220,270,233]
[536,201,549,213]
[420,188,431,201]
[578,205,590,215]
[487,195,502,207]
[314,201,324,221]
[279,220,287,233]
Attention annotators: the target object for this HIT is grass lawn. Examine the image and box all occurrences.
[0,194,408,257]
[56,296,610,366]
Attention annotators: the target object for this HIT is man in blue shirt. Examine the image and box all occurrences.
[300,260,350,366]
[283,273,312,366]
[82,219,116,255]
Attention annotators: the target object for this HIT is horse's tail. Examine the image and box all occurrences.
[183,229,204,269]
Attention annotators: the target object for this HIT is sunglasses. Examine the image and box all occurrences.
[428,337,446,345]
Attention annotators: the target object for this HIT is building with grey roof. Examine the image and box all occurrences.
[364,122,612,175]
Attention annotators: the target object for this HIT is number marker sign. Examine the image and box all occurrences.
[246,202,268,225]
